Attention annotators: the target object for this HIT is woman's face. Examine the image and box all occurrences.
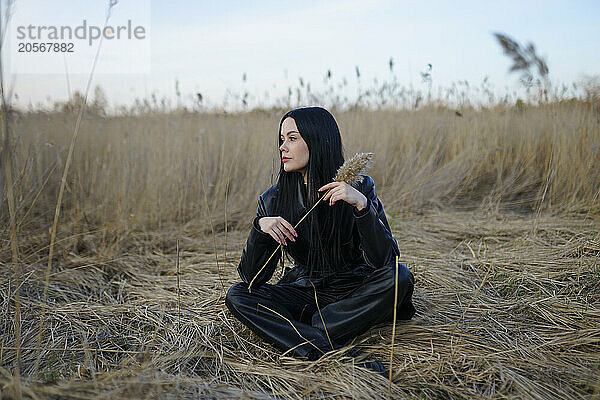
[280,117,309,177]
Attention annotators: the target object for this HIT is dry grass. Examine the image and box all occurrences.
[5,103,599,236]
[1,103,599,398]
[0,210,599,398]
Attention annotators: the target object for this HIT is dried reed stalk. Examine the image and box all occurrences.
[1,48,22,400]
[387,255,399,399]
[1,2,21,396]
[199,166,224,294]
[33,1,117,379]
[176,239,181,331]
[247,153,373,293]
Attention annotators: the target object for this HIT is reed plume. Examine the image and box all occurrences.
[334,152,373,186]
[248,152,374,293]
[493,32,549,89]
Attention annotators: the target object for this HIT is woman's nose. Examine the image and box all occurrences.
[279,142,288,152]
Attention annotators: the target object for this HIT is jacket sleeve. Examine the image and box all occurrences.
[237,194,281,286]
[352,176,400,268]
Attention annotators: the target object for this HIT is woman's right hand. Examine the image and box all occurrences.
[258,217,297,246]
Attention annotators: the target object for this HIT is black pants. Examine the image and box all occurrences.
[225,263,416,360]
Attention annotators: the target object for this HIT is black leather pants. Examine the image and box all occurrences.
[225,263,416,360]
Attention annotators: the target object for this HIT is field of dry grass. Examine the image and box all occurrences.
[1,103,600,399]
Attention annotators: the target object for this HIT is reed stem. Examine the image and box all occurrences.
[247,188,332,293]
[387,255,399,399]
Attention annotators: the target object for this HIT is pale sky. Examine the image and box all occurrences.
[6,0,600,110]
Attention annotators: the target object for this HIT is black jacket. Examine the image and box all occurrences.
[237,174,400,287]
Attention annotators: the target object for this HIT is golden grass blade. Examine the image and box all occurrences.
[247,242,280,294]
[257,303,323,354]
[310,281,334,351]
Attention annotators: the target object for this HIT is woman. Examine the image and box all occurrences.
[225,106,416,366]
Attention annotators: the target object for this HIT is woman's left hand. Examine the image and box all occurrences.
[318,181,368,211]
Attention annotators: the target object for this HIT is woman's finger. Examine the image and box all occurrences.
[318,182,338,192]
[267,228,281,244]
[322,186,339,201]
[272,225,287,245]
[276,222,295,242]
[278,217,297,238]
[268,232,280,244]
[329,193,340,205]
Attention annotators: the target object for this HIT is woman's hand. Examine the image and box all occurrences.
[318,182,368,211]
[258,216,297,246]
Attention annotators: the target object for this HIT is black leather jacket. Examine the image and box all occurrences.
[237,174,400,287]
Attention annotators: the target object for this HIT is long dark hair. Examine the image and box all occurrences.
[274,107,352,278]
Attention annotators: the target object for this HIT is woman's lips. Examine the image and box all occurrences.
[282,157,291,163]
